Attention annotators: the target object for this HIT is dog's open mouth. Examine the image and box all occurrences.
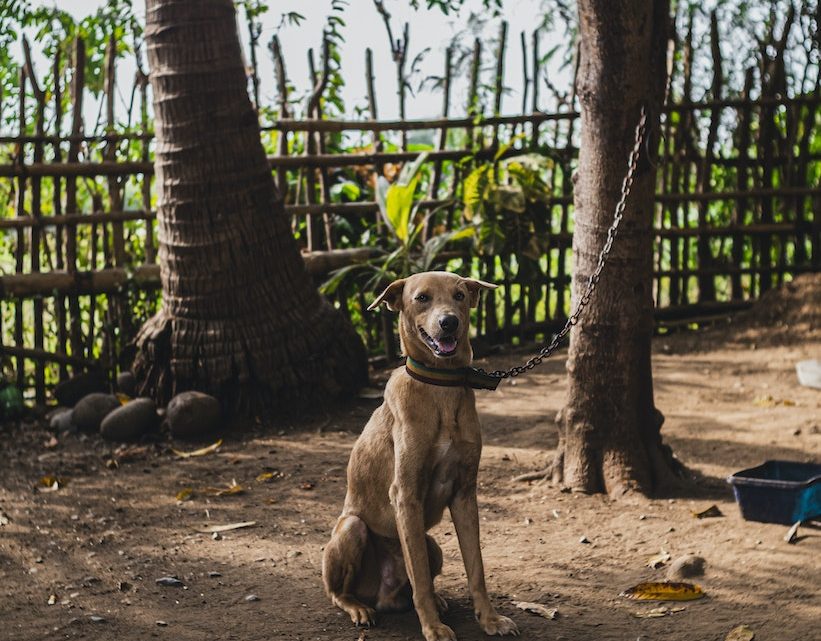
[419,327,458,357]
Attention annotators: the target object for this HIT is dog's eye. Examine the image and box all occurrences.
[454,291,465,301]
[415,293,429,303]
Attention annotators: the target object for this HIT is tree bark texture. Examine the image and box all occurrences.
[555,0,682,495]
[134,0,367,414]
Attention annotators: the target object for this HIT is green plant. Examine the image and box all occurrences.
[322,151,473,297]
[463,150,554,269]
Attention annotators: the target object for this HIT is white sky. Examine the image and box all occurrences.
[20,0,572,128]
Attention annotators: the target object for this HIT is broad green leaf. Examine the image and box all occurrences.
[385,174,420,244]
[375,175,393,232]
[397,151,429,186]
[330,180,361,202]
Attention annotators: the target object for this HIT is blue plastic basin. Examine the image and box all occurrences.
[727,460,821,525]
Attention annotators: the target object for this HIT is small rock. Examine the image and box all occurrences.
[53,371,107,407]
[72,393,120,432]
[286,550,302,559]
[116,371,137,397]
[166,391,221,439]
[155,576,185,588]
[666,554,706,581]
[579,536,591,544]
[208,571,222,578]
[89,615,106,623]
[212,532,221,541]
[118,581,132,592]
[245,594,260,602]
[156,621,168,627]
[100,398,159,442]
[48,408,74,432]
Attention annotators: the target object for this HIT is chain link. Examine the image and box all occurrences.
[479,106,648,380]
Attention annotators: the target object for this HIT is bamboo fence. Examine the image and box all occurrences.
[0,25,818,403]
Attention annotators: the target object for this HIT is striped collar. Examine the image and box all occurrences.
[404,356,501,391]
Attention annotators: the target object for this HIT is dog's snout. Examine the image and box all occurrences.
[439,315,459,334]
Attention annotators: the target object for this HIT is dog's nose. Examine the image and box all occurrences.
[439,315,459,334]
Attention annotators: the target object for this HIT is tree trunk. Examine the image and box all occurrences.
[553,0,683,496]
[134,0,367,415]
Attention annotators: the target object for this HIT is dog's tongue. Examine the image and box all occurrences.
[438,336,457,353]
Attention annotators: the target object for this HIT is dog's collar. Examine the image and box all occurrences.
[404,356,501,391]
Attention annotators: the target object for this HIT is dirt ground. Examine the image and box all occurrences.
[1,279,820,641]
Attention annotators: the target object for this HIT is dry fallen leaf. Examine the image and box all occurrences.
[512,601,558,620]
[171,439,223,459]
[38,476,65,490]
[647,550,671,569]
[753,395,795,408]
[256,471,284,483]
[176,487,193,502]
[620,582,705,601]
[195,521,257,534]
[725,625,755,641]
[203,480,244,497]
[115,393,131,405]
[693,504,723,519]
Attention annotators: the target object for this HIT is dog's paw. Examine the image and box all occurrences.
[479,613,519,637]
[348,604,376,627]
[422,621,457,641]
[434,592,449,614]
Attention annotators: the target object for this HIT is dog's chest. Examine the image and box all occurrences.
[429,426,465,494]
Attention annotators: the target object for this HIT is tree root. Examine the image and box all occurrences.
[513,450,564,484]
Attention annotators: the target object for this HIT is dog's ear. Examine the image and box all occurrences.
[462,278,497,308]
[367,278,407,312]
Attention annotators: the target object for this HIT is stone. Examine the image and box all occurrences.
[53,371,107,407]
[48,408,75,432]
[116,371,137,397]
[666,554,706,581]
[100,398,159,442]
[166,391,221,439]
[71,393,121,432]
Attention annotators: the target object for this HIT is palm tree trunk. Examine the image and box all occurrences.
[134,0,367,414]
[552,0,683,495]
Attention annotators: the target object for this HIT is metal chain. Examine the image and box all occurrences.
[480,106,648,380]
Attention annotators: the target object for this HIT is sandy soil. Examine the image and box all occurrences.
[1,282,819,641]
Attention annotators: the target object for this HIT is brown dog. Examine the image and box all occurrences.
[322,271,519,641]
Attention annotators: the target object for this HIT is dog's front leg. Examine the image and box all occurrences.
[450,486,519,636]
[390,452,455,641]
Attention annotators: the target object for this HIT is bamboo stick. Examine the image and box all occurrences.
[732,68,754,300]
[424,45,453,241]
[65,37,85,360]
[695,11,722,303]
[22,38,47,404]
[14,67,26,390]
[467,38,481,149]
[270,35,291,194]
[52,47,68,379]
[531,29,540,145]
[492,21,508,149]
